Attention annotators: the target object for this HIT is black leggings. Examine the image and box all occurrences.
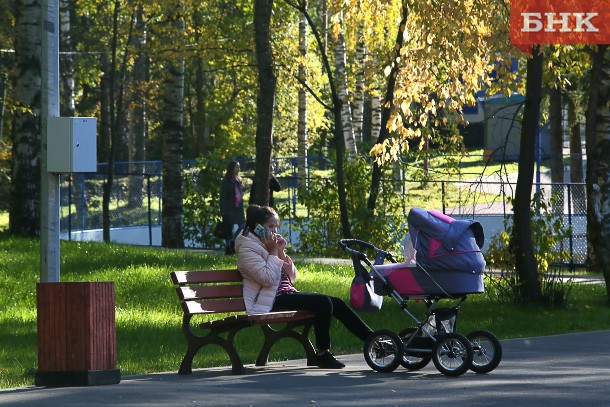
[272,292,373,350]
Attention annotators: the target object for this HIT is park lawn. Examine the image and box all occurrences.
[1,237,610,389]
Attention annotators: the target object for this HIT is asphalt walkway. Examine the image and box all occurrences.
[2,330,610,407]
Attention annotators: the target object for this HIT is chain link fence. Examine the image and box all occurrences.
[60,161,163,245]
[59,157,588,267]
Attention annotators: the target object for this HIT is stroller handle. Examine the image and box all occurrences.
[339,239,380,255]
[339,239,399,264]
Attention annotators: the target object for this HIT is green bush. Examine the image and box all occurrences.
[485,191,573,304]
[294,157,408,257]
[183,153,226,248]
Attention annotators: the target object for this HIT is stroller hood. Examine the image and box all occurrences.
[407,208,486,273]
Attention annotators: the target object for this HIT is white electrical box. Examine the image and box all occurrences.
[47,117,97,173]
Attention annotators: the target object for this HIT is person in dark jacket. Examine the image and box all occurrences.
[220,160,246,254]
[268,166,282,208]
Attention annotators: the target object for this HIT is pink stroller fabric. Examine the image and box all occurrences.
[374,262,483,296]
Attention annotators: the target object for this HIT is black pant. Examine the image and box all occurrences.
[272,292,373,350]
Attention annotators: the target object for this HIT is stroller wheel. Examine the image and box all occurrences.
[363,329,404,373]
[466,330,502,373]
[431,332,473,377]
[399,327,432,371]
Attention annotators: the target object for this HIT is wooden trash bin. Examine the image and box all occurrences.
[36,282,121,386]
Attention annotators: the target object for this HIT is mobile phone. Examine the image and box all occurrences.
[253,224,268,239]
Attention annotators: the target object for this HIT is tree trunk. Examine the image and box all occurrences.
[128,5,147,207]
[590,47,610,295]
[367,0,408,211]
[251,0,276,206]
[585,45,608,276]
[59,0,85,229]
[548,85,564,215]
[103,1,120,242]
[192,8,209,157]
[99,52,111,235]
[297,4,308,188]
[512,45,543,303]
[566,93,585,213]
[334,101,351,238]
[99,53,111,165]
[334,20,356,158]
[291,0,350,236]
[0,65,6,143]
[10,0,41,236]
[352,33,366,146]
[370,94,381,143]
[104,1,134,241]
[161,17,185,249]
[596,52,610,299]
[59,0,75,117]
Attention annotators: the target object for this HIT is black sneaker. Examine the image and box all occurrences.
[313,352,345,369]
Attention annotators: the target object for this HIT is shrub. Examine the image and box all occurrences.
[485,191,573,305]
[183,153,226,248]
[294,157,408,257]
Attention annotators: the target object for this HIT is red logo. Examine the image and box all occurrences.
[510,0,610,52]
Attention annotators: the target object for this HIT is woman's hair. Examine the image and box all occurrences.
[224,160,241,180]
[243,205,278,235]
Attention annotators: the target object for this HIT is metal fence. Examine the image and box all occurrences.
[59,158,588,267]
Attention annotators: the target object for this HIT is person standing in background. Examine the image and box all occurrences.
[269,166,282,208]
[220,160,246,255]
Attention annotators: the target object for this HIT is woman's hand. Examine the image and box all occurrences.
[262,233,279,257]
[276,234,287,260]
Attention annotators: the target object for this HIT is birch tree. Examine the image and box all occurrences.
[333,13,356,157]
[128,5,147,208]
[352,32,365,145]
[370,94,381,143]
[102,0,134,242]
[10,0,41,236]
[286,0,352,236]
[59,0,75,117]
[369,0,517,163]
[161,11,186,248]
[297,3,308,186]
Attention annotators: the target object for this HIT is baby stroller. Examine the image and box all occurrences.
[339,207,502,377]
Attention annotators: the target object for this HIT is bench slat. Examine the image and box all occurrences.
[246,310,315,323]
[171,269,242,285]
[177,285,243,301]
[199,310,315,329]
[182,298,246,315]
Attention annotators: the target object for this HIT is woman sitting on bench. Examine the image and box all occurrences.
[235,204,373,369]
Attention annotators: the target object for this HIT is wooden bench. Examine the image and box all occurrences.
[170,269,316,375]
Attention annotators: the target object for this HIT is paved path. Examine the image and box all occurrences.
[2,330,610,407]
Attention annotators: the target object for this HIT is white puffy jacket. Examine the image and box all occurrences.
[234,232,296,314]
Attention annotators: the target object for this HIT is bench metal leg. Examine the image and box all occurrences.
[179,342,198,375]
[256,320,315,367]
[179,316,246,375]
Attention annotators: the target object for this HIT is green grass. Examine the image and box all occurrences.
[1,237,609,389]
